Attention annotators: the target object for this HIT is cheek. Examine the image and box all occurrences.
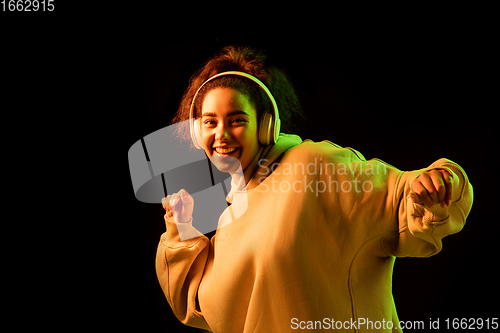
[237,126,258,147]
[239,129,260,159]
[201,129,214,149]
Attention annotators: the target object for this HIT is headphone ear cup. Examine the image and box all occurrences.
[192,118,203,149]
[259,112,273,145]
[274,118,281,144]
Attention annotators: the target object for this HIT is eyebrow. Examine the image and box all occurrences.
[201,110,250,118]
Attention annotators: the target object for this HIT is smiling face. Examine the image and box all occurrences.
[200,87,261,174]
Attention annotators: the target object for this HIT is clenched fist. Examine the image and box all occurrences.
[410,169,453,219]
[162,189,194,223]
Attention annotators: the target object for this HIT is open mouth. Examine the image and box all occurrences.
[214,147,239,156]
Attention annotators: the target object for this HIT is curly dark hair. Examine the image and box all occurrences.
[171,45,304,145]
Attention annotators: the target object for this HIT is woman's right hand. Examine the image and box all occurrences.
[162,189,194,223]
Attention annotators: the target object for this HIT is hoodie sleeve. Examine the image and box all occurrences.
[155,215,212,331]
[385,158,474,258]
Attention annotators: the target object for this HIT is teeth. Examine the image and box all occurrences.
[215,147,237,154]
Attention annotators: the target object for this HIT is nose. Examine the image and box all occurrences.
[215,123,231,141]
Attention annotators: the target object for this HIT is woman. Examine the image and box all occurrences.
[156,46,473,332]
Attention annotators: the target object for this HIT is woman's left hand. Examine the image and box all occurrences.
[409,169,453,218]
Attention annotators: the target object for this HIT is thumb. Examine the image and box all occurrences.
[169,192,181,208]
[178,189,193,204]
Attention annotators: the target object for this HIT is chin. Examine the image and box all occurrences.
[210,155,243,174]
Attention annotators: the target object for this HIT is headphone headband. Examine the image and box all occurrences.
[189,71,281,149]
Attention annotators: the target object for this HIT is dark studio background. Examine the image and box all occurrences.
[1,7,497,332]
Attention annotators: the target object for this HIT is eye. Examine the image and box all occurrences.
[232,118,247,125]
[203,119,216,126]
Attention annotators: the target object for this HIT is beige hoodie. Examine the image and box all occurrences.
[155,134,473,332]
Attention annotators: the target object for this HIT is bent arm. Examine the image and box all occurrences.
[386,158,473,257]
[155,216,212,331]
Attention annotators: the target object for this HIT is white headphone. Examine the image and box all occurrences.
[189,71,281,149]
